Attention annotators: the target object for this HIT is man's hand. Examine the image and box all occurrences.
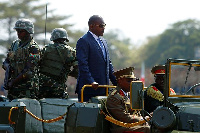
[91,82,99,90]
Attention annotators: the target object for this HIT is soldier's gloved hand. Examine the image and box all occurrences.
[91,82,99,90]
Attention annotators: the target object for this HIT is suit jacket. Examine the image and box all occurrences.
[75,31,117,97]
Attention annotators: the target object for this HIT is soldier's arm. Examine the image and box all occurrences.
[2,58,9,70]
[27,44,40,71]
[8,72,25,87]
[68,48,78,78]
[106,94,137,123]
[69,61,78,78]
[9,44,40,87]
[2,46,12,70]
[2,58,11,90]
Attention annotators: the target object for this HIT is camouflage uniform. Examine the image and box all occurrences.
[39,28,78,98]
[2,19,40,100]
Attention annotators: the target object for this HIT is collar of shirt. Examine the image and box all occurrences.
[89,31,103,44]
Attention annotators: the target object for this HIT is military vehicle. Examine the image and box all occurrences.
[149,58,200,132]
[1,58,200,133]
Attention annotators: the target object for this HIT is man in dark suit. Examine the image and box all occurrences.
[76,15,117,102]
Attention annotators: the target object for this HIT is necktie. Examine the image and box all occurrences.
[97,38,106,59]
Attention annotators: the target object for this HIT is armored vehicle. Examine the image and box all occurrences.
[2,58,200,133]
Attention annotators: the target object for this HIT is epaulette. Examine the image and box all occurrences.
[111,89,118,96]
[147,85,164,101]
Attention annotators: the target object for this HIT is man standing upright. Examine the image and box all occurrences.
[39,28,78,98]
[2,18,40,100]
[76,15,117,102]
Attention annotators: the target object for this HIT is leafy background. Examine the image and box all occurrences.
[1,0,200,97]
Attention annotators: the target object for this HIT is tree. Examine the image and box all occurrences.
[104,29,137,70]
[0,0,73,47]
[0,0,137,95]
[135,19,200,68]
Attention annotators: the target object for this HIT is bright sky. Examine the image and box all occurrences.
[44,0,200,45]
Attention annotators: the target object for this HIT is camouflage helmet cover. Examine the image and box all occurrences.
[14,18,34,34]
[50,28,69,42]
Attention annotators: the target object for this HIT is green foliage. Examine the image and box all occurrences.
[2,0,200,81]
[0,0,73,46]
[68,30,85,48]
[104,30,136,70]
[136,19,200,68]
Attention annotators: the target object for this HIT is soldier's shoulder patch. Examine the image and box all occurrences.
[29,53,39,58]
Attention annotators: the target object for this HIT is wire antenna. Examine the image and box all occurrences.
[44,4,47,45]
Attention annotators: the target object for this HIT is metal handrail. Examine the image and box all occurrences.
[81,85,116,103]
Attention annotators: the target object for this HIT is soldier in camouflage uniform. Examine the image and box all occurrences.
[2,18,40,101]
[38,28,78,99]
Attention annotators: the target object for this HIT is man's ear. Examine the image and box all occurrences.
[117,78,123,85]
[89,24,93,29]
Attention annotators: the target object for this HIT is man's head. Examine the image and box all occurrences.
[50,28,69,44]
[151,65,165,87]
[88,15,106,37]
[113,67,137,92]
[14,18,34,41]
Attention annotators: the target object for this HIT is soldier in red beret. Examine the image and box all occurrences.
[144,65,176,114]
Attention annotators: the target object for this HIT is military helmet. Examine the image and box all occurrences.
[14,19,34,34]
[50,28,69,42]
